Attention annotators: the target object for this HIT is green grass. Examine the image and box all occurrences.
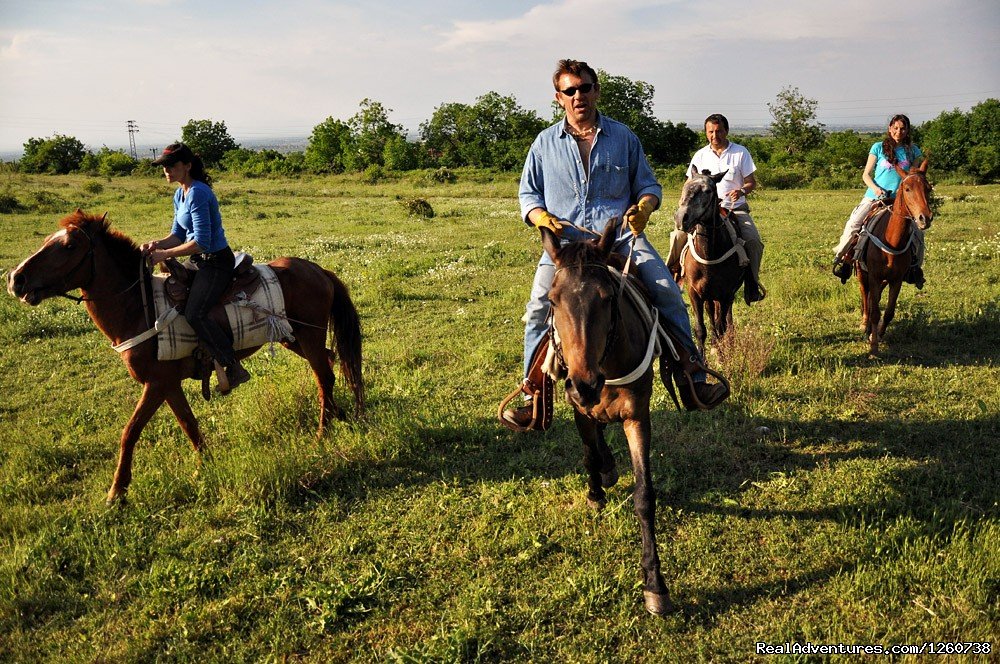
[1,170,997,662]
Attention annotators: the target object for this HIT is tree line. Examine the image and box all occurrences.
[12,72,999,187]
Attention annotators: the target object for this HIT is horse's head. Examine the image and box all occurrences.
[540,219,619,408]
[895,159,933,230]
[675,166,726,233]
[7,210,117,305]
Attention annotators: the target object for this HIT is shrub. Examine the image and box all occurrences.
[82,181,104,195]
[431,167,456,183]
[0,191,24,213]
[402,198,434,218]
[362,164,385,184]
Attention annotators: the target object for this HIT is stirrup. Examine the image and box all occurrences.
[498,336,554,432]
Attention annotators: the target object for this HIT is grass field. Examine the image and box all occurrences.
[1,169,997,662]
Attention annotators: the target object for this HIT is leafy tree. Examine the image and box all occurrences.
[595,70,697,165]
[98,148,138,176]
[420,102,469,167]
[20,134,87,174]
[420,93,545,169]
[345,99,405,171]
[180,119,240,166]
[768,86,825,155]
[918,98,1000,180]
[305,117,353,173]
[382,134,423,171]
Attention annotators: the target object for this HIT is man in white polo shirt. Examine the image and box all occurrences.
[670,113,766,304]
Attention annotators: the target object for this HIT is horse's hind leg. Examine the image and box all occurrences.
[285,331,345,437]
[623,416,673,616]
[108,383,166,504]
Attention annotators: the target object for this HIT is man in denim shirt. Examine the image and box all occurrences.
[502,59,727,429]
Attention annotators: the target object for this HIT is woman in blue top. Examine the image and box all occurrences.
[833,114,926,287]
[141,142,250,392]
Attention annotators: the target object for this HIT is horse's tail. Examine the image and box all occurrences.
[324,269,365,417]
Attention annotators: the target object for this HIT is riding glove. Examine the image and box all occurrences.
[625,197,657,235]
[533,210,564,236]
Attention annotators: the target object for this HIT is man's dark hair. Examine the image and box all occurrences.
[704,114,729,132]
[553,59,599,90]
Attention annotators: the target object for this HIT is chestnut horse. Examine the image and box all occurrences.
[674,167,747,356]
[539,220,678,616]
[8,210,364,503]
[855,160,932,354]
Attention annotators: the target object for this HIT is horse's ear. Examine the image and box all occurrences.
[895,164,908,179]
[101,211,109,222]
[711,170,728,184]
[688,163,698,178]
[917,157,929,173]
[540,226,561,263]
[598,217,618,258]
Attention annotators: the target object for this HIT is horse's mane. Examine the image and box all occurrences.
[59,210,141,266]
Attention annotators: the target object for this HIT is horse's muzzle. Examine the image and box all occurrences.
[915,213,932,230]
[566,374,606,408]
[7,267,40,305]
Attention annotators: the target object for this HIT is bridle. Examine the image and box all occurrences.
[549,262,622,374]
[55,226,148,319]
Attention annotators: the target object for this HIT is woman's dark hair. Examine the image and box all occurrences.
[881,114,913,166]
[154,142,213,187]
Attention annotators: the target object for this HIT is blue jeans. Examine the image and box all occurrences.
[521,228,703,380]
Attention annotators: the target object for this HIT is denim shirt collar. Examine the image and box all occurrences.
[559,112,604,138]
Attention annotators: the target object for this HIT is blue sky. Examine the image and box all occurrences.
[1,0,998,152]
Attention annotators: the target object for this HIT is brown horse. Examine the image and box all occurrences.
[7,210,364,503]
[855,160,932,354]
[674,167,747,356]
[540,220,679,616]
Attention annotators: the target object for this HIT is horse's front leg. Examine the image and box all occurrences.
[108,383,167,504]
[858,271,870,332]
[878,280,904,343]
[689,291,708,358]
[623,416,673,616]
[867,281,885,355]
[573,410,614,509]
[165,383,204,455]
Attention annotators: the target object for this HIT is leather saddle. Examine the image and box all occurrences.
[162,252,262,309]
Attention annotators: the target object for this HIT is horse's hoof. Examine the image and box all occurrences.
[643,591,675,616]
[601,466,619,489]
[587,495,607,511]
[105,490,127,507]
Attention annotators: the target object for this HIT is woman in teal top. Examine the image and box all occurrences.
[833,114,926,287]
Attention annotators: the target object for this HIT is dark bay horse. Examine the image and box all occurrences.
[540,220,678,616]
[674,167,747,356]
[855,160,932,354]
[8,210,365,503]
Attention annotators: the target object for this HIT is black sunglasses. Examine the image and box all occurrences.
[559,83,595,96]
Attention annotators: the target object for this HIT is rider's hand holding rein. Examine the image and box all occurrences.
[625,195,658,235]
[531,209,565,236]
